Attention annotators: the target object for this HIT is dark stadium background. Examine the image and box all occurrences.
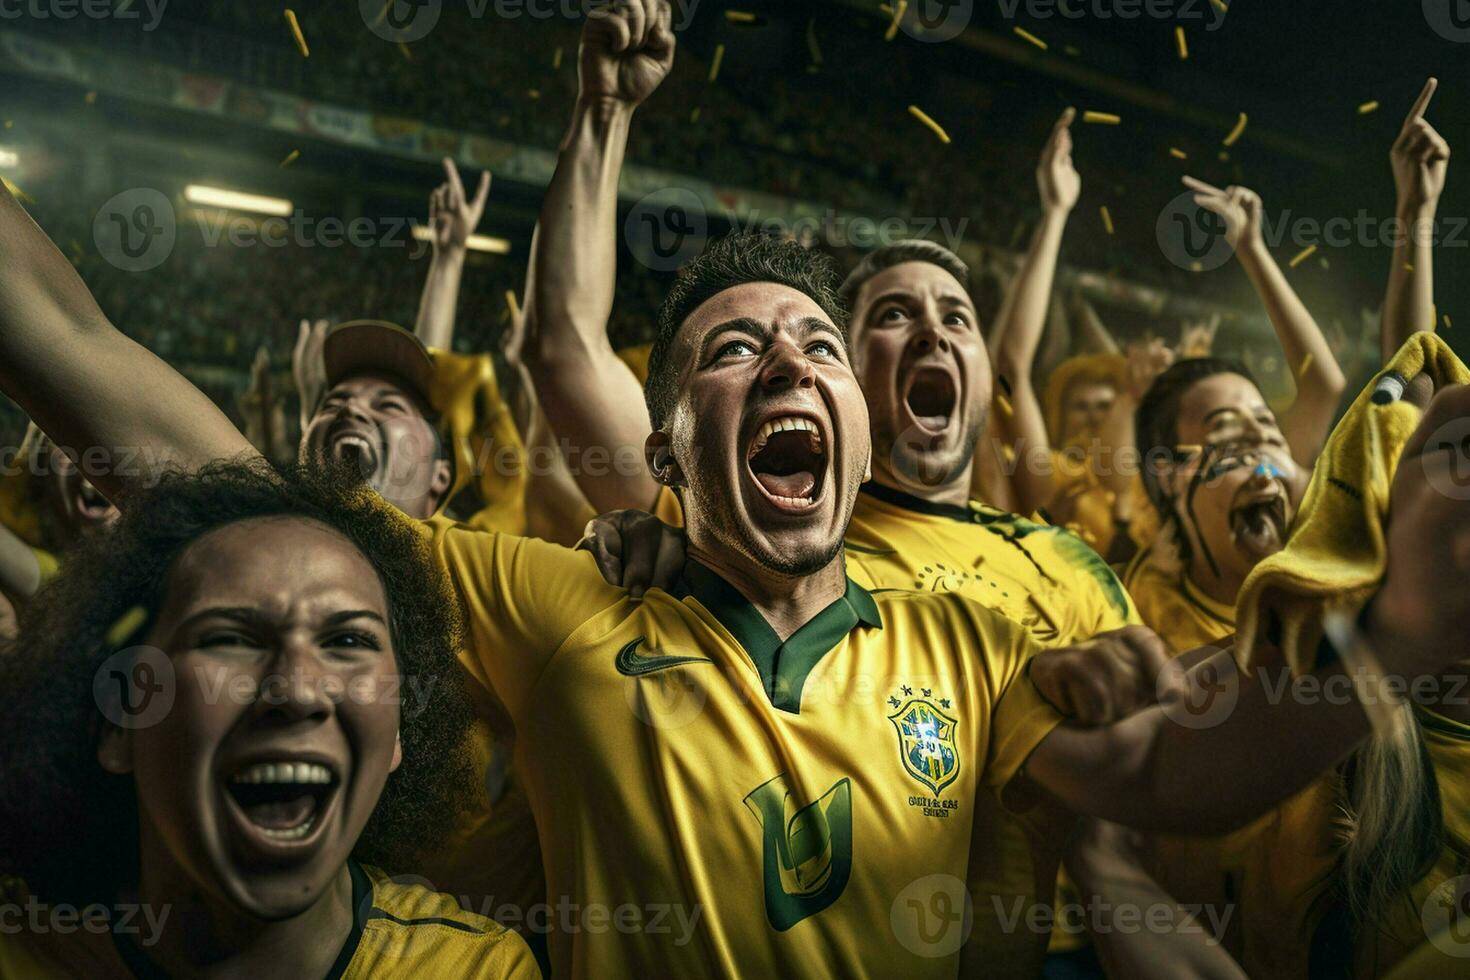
[2,0,1465,450]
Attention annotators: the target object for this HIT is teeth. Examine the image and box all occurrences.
[258,819,316,841]
[334,435,371,452]
[231,762,334,785]
[749,417,823,457]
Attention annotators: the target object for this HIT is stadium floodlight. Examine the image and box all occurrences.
[183,184,293,217]
[411,224,511,254]
[0,148,18,168]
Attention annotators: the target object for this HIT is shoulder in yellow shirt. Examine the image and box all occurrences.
[1122,549,1235,655]
[0,863,538,979]
[425,515,1064,979]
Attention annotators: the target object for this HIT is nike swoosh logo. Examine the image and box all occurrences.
[615,637,712,677]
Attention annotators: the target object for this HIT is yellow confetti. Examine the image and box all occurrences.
[1174,26,1188,60]
[806,17,823,66]
[1404,263,1414,272]
[1430,303,1438,332]
[884,0,908,41]
[1288,244,1317,268]
[1064,44,1080,56]
[84,91,97,105]
[1222,111,1247,146]
[1297,352,1314,378]
[1210,0,1228,11]
[1176,444,1203,456]
[505,290,522,322]
[398,40,414,62]
[284,9,310,58]
[1358,100,1379,115]
[908,105,951,144]
[107,606,149,648]
[1319,257,1330,270]
[1099,204,1114,235]
[996,393,1014,418]
[528,88,541,100]
[1082,111,1120,125]
[1014,26,1047,50]
[1189,261,1203,272]
[1000,444,1016,465]
[279,149,300,168]
[690,107,702,123]
[553,46,564,69]
[1218,151,1230,162]
[725,9,756,23]
[709,43,725,82]
[1169,147,1187,159]
[1445,314,1452,330]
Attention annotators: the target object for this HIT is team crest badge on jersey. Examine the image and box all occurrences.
[887,693,960,796]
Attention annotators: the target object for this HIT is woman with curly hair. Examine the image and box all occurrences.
[0,461,538,979]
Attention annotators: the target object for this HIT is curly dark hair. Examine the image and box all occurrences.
[0,459,474,906]
[645,233,849,430]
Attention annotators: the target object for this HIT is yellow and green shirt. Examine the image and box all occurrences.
[425,516,1066,979]
[846,482,1138,970]
[0,863,539,979]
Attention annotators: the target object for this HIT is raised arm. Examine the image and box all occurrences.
[414,158,492,351]
[0,184,256,501]
[521,0,673,514]
[989,108,1079,516]
[1184,177,1347,464]
[1381,78,1448,361]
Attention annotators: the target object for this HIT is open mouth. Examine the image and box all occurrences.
[904,368,957,434]
[1229,492,1289,560]
[327,428,380,475]
[746,416,827,513]
[224,760,340,848]
[73,480,115,523]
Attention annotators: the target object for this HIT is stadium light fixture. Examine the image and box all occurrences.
[184,184,293,217]
[411,224,511,254]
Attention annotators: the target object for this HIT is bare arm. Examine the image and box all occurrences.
[1065,820,1248,980]
[0,184,256,501]
[521,0,673,515]
[1184,177,1346,464]
[1027,645,1372,834]
[414,158,492,351]
[1381,78,1448,362]
[989,109,1079,516]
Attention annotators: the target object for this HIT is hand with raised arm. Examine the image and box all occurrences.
[1382,78,1449,361]
[989,108,1080,517]
[521,0,675,514]
[415,158,492,351]
[292,318,330,435]
[1184,175,1346,464]
[0,181,256,502]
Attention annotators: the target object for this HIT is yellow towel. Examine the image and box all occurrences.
[427,350,528,535]
[1235,333,1470,676]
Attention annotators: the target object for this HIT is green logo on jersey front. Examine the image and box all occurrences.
[743,774,853,931]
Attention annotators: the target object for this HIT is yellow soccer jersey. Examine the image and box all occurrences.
[426,517,1066,979]
[0,863,539,979]
[845,483,1137,645]
[845,483,1137,970]
[1123,551,1236,655]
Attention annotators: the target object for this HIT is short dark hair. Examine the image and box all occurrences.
[644,234,849,430]
[1136,356,1260,518]
[0,459,473,905]
[837,240,972,313]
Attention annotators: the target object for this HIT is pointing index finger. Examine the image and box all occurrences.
[1181,174,1221,195]
[1404,77,1438,130]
